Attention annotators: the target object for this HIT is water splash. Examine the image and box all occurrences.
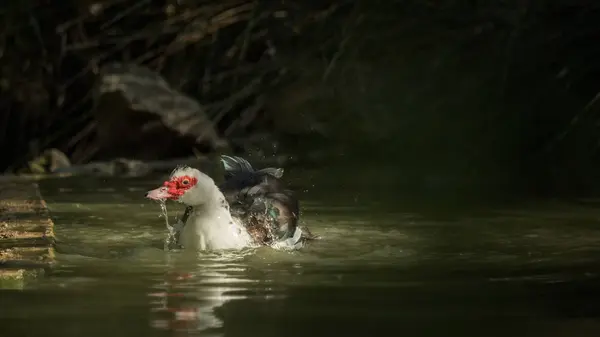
[159,201,177,251]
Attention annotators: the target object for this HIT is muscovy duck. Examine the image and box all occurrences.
[145,155,316,251]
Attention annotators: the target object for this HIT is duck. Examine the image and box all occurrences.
[145,155,316,251]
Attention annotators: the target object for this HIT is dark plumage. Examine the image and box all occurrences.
[218,155,316,246]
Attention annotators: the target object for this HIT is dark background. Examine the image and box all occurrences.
[2,0,600,197]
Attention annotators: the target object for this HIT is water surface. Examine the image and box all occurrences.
[2,168,600,336]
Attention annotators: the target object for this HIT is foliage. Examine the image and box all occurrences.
[0,0,348,171]
[2,0,600,194]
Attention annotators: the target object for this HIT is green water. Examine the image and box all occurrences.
[3,168,600,336]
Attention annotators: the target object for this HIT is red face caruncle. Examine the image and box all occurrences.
[162,175,198,200]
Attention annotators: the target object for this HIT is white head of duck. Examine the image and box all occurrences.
[145,155,317,252]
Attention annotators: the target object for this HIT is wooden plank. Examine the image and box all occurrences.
[0,180,55,288]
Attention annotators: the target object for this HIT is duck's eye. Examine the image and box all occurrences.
[181,179,190,186]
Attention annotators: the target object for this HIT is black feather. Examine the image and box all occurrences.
[218,155,305,244]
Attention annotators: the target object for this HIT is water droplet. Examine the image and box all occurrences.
[159,201,176,251]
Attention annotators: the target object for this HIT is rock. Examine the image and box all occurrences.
[91,63,228,160]
[24,148,71,174]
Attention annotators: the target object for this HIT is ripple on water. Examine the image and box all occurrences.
[28,176,600,337]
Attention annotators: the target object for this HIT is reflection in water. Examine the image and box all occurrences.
[148,251,282,336]
[17,173,600,337]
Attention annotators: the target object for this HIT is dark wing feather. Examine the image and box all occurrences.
[221,155,284,179]
[221,155,254,175]
[256,167,284,178]
[218,155,301,244]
